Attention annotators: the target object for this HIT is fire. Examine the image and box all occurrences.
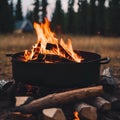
[74,111,80,120]
[24,18,83,63]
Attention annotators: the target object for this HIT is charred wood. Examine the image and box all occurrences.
[38,54,74,63]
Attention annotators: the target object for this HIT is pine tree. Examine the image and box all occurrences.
[15,0,23,21]
[67,0,75,33]
[33,0,40,22]
[9,0,14,31]
[26,9,34,23]
[109,0,120,36]
[89,0,97,35]
[51,0,64,33]
[104,5,111,36]
[77,0,88,34]
[41,0,48,22]
[0,0,14,33]
[96,0,105,35]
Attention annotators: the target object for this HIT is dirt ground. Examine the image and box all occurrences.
[0,33,120,80]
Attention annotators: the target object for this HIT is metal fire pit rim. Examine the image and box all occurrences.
[11,50,102,64]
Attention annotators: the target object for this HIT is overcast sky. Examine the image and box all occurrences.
[13,0,109,20]
[13,0,79,20]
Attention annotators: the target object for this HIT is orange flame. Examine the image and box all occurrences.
[74,111,80,120]
[24,18,83,63]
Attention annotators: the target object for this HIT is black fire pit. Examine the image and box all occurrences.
[10,50,110,89]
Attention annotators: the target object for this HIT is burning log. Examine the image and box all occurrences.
[75,102,97,120]
[23,19,83,63]
[38,54,74,63]
[45,42,83,63]
[14,85,103,113]
[42,108,66,120]
[37,42,81,63]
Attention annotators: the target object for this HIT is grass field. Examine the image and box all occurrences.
[0,33,120,80]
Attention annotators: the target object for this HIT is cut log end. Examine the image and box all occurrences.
[93,97,111,111]
[75,103,97,120]
[42,108,66,120]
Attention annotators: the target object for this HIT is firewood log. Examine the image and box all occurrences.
[42,108,66,120]
[91,97,111,111]
[14,85,103,113]
[16,96,30,106]
[102,94,120,110]
[75,102,97,120]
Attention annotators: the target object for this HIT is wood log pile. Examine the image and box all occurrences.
[0,67,120,120]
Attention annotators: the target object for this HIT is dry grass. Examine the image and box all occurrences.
[0,33,120,80]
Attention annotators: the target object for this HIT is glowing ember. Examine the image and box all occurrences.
[74,111,80,120]
[24,18,83,63]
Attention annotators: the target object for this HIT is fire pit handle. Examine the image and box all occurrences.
[100,57,111,64]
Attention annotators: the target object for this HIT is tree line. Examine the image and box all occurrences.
[0,0,120,36]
